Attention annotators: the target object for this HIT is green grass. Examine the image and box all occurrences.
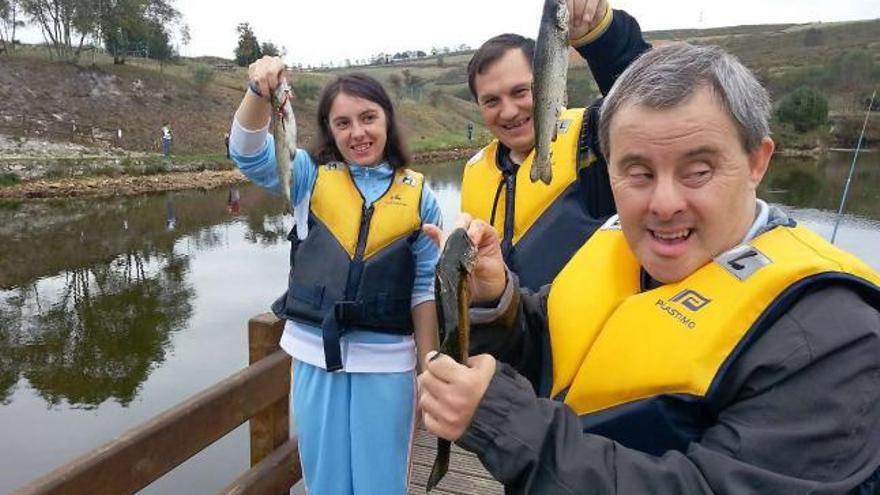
[772,122,830,150]
[0,199,24,210]
[409,130,492,152]
[0,173,21,187]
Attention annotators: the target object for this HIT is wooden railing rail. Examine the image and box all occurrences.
[13,313,298,495]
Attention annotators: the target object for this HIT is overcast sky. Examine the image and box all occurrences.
[18,0,880,67]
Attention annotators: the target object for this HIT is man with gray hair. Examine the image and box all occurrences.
[419,42,880,493]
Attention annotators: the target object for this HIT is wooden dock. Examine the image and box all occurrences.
[409,428,503,494]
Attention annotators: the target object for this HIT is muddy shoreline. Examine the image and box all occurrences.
[3,144,854,201]
[0,147,479,200]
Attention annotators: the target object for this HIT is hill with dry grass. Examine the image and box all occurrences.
[0,16,877,161]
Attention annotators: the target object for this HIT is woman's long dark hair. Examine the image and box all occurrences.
[312,73,410,169]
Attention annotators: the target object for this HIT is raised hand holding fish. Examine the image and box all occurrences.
[531,0,570,185]
[246,56,298,211]
[270,78,297,212]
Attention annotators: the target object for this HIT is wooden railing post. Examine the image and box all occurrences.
[248,313,289,469]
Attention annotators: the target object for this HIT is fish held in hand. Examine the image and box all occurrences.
[531,0,569,185]
[426,228,478,492]
[271,78,297,212]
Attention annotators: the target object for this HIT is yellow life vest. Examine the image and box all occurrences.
[272,163,425,371]
[310,163,423,261]
[547,218,880,415]
[460,108,610,290]
[461,108,589,245]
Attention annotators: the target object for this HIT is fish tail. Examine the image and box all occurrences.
[426,439,451,492]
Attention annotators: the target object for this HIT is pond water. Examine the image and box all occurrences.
[0,151,878,493]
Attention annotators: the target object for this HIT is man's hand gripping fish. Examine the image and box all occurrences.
[426,228,478,492]
[271,77,297,212]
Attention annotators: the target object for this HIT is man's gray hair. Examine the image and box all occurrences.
[599,43,771,155]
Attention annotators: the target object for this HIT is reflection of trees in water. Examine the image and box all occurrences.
[763,166,825,207]
[0,287,29,404]
[0,185,299,407]
[763,154,880,219]
[0,250,193,407]
[0,186,284,289]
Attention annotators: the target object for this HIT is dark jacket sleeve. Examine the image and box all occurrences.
[575,9,651,96]
[460,286,880,494]
[470,275,552,393]
[572,10,651,220]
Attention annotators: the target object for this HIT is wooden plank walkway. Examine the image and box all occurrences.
[408,428,503,494]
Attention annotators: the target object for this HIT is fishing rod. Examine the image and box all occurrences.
[831,89,876,245]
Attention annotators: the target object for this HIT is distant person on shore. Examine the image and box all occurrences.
[466,121,474,141]
[161,123,173,157]
[229,60,441,495]
[460,0,650,291]
[224,132,230,159]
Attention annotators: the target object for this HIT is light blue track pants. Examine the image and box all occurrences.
[293,360,416,495]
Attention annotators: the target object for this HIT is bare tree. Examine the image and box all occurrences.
[179,22,189,56]
[20,0,99,61]
[0,0,24,54]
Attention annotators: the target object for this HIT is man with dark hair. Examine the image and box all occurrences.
[422,42,880,494]
[461,0,649,290]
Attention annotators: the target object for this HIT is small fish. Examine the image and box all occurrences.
[271,77,297,211]
[426,228,478,492]
[531,0,569,185]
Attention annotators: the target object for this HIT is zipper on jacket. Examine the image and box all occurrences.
[353,205,375,263]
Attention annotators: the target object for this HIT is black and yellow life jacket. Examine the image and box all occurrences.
[547,217,880,454]
[272,163,425,371]
[460,107,614,291]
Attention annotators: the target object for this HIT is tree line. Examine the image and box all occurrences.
[0,0,183,65]
[233,22,471,70]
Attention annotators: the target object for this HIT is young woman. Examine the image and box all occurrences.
[230,56,440,495]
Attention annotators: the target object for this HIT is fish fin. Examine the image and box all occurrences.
[551,106,564,142]
[542,152,554,184]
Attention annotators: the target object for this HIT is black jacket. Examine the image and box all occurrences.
[462,215,880,494]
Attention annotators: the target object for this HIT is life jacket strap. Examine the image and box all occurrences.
[321,310,345,372]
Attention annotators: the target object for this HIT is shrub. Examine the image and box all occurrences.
[776,86,828,132]
[0,173,21,187]
[189,64,215,92]
[292,79,319,101]
[451,86,473,102]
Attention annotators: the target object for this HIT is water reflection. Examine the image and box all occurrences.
[0,253,192,406]
[761,152,880,219]
[0,186,288,410]
[227,187,241,215]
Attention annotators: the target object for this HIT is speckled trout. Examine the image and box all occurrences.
[531,0,569,185]
[426,228,477,492]
[271,77,297,211]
